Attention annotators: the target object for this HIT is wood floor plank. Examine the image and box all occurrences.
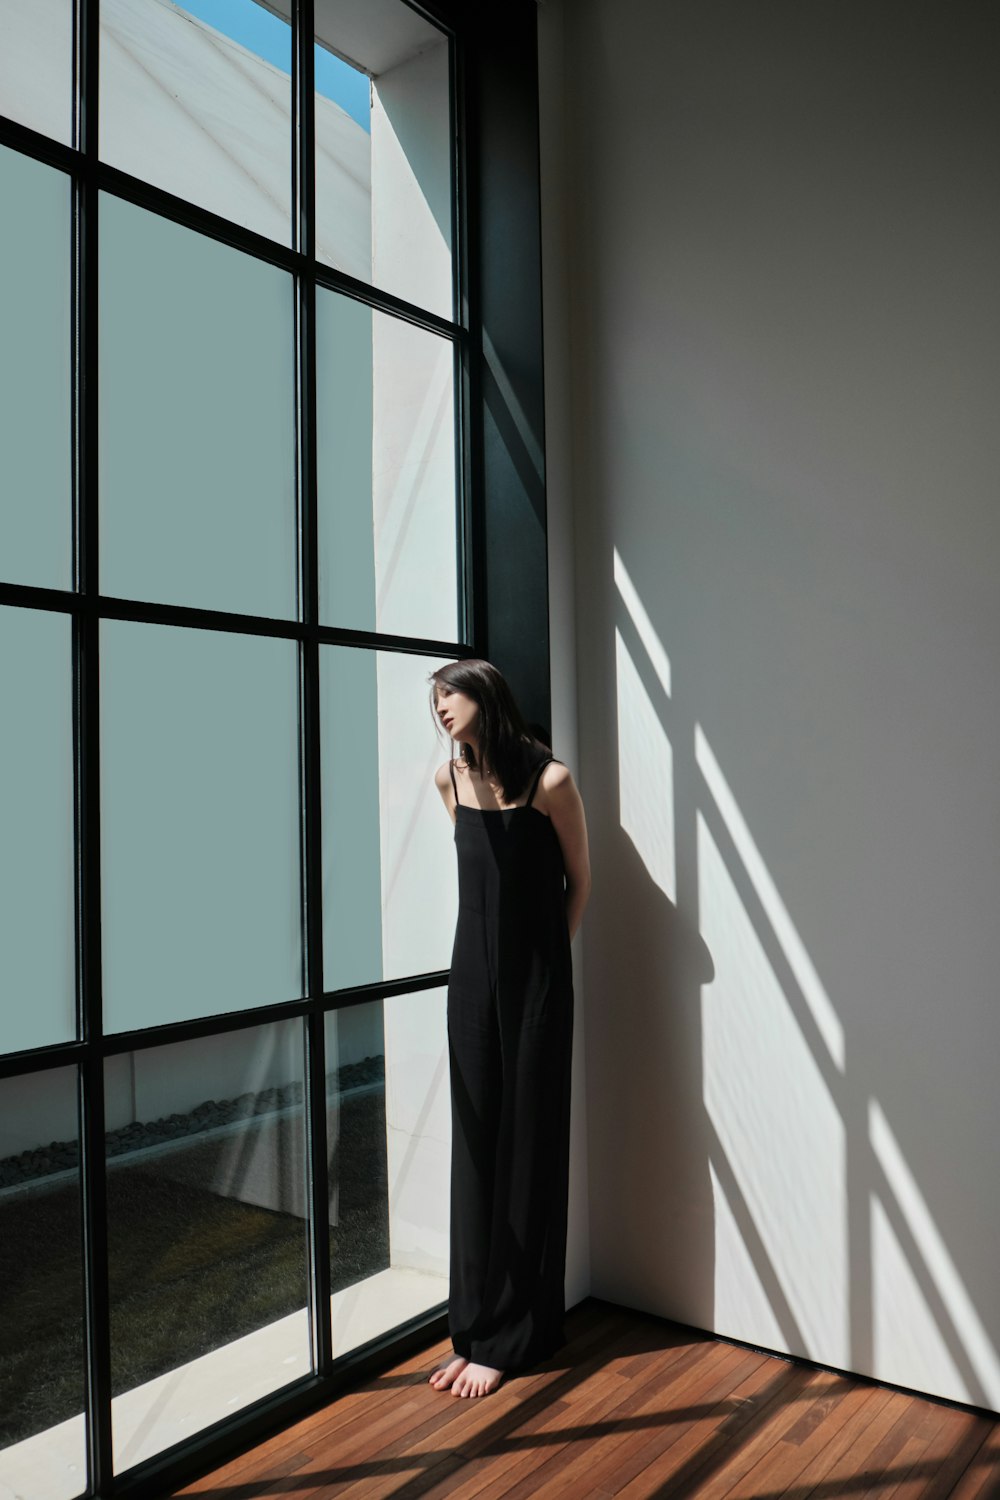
[619,1361,825,1500]
[530,1344,767,1494]
[947,1425,1000,1499]
[539,1347,771,1497]
[656,1368,881,1494]
[881,1406,993,1500]
[420,1334,720,1500]
[650,1357,804,1499]
[917,1416,995,1500]
[766,1384,898,1500]
[168,1301,1000,1500]
[794,1387,922,1498]
[850,1392,956,1498]
[691,1366,880,1500]
[500,1344,765,1498]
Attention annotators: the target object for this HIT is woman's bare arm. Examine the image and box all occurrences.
[538,763,591,941]
[434,760,458,824]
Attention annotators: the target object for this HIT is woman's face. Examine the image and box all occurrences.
[434,683,480,743]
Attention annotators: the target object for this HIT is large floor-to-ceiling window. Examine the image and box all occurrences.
[0,1,546,1495]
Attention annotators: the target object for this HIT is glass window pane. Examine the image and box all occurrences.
[101,620,302,1032]
[0,147,72,592]
[315,45,371,284]
[326,1001,387,1293]
[106,1022,309,1472]
[0,0,74,146]
[100,0,292,245]
[314,0,454,319]
[0,1067,86,1500]
[0,607,75,1055]
[99,194,296,619]
[317,294,458,640]
[325,991,448,1357]
[321,648,456,991]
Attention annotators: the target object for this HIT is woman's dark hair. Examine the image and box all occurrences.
[429,659,550,803]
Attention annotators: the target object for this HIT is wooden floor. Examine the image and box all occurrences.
[176,1299,1000,1499]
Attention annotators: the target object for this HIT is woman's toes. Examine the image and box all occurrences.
[448,1362,503,1398]
[430,1355,467,1390]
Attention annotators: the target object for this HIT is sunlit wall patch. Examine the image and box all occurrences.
[613,547,672,699]
[870,1100,1000,1409]
[612,547,676,901]
[695,722,845,1073]
[698,802,849,1368]
[615,626,676,902]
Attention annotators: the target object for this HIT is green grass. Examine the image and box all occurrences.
[0,1089,389,1446]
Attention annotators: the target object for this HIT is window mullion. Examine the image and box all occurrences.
[76,0,114,1493]
[293,0,333,1381]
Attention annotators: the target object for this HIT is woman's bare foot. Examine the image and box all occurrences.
[450,1360,504,1397]
[428,1354,468,1390]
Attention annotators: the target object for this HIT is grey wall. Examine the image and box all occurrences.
[538,0,592,1312]
[540,0,1000,1408]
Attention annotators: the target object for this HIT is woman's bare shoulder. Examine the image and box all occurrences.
[435,757,468,788]
[433,760,455,791]
[539,758,574,792]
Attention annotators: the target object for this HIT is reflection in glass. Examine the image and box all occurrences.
[325,996,446,1362]
[318,295,458,640]
[0,147,72,592]
[325,1002,388,1294]
[99,194,296,619]
[101,620,302,1032]
[327,989,449,1357]
[321,648,456,993]
[99,0,292,245]
[106,1022,310,1472]
[0,0,74,146]
[0,1067,86,1500]
[0,607,75,1056]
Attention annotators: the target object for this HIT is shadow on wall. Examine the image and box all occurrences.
[596,543,1000,1413]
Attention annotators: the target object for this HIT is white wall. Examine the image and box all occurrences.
[540,0,1000,1410]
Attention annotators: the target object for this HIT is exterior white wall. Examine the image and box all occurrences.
[369,40,455,1279]
[540,0,1000,1410]
[1,0,372,275]
[0,0,74,145]
[370,41,452,319]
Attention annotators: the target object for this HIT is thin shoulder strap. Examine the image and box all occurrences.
[525,756,558,809]
[448,758,459,804]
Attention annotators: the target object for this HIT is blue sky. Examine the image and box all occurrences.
[177,0,371,131]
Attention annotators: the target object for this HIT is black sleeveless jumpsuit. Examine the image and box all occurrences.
[445,755,574,1373]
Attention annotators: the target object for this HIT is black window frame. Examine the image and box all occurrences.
[0,0,549,1494]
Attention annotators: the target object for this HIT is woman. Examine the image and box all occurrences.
[426,659,591,1399]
